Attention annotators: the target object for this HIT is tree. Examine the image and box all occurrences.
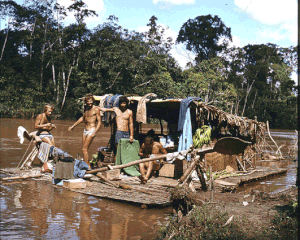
[177,14,232,63]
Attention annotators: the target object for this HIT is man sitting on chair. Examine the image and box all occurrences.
[138,136,167,184]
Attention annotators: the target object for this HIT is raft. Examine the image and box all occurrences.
[0,165,288,207]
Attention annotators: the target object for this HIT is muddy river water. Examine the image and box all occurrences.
[0,119,297,239]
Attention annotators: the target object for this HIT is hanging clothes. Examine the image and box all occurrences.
[136,93,157,123]
[37,142,51,163]
[178,108,193,160]
[99,94,113,116]
[178,97,202,131]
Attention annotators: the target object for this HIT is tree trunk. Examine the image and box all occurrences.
[0,27,9,61]
[60,54,77,111]
[241,79,255,117]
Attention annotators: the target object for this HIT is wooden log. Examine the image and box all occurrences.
[87,155,168,174]
[178,156,200,183]
[95,173,120,188]
[86,148,197,174]
[196,164,207,191]
[95,173,153,195]
[0,174,43,182]
[209,165,214,201]
[236,156,246,172]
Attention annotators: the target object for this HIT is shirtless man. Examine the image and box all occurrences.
[35,104,56,146]
[68,94,101,168]
[99,96,134,150]
[138,136,167,184]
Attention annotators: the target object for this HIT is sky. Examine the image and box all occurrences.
[1,0,298,82]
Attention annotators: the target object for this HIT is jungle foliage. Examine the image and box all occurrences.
[0,0,298,129]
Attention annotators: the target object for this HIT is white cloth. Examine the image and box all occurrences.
[165,151,187,163]
[17,126,28,144]
[136,93,157,123]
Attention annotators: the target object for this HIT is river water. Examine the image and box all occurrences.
[0,119,297,239]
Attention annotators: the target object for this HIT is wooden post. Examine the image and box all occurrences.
[236,156,246,172]
[196,164,207,191]
[178,155,200,183]
[209,165,213,202]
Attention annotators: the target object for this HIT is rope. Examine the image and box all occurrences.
[17,138,33,169]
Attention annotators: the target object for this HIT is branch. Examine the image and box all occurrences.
[133,79,154,89]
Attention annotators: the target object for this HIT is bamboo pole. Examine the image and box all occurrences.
[209,165,214,202]
[86,148,201,174]
[266,121,283,158]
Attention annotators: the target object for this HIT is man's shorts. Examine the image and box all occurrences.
[39,133,53,140]
[115,130,129,143]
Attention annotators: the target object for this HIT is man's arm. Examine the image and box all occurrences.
[98,107,115,112]
[138,144,145,158]
[129,110,134,142]
[94,108,101,134]
[158,143,168,155]
[68,116,84,131]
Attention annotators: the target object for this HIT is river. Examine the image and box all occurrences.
[0,118,297,239]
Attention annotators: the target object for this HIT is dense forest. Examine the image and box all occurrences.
[0,0,298,129]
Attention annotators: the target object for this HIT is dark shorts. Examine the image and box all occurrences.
[115,130,129,143]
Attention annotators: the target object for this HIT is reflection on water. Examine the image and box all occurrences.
[0,180,171,239]
[0,119,297,239]
[0,119,171,239]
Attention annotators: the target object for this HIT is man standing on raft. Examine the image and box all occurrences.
[99,96,134,150]
[68,94,101,168]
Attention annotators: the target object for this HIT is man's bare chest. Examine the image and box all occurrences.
[85,108,97,119]
[116,109,130,120]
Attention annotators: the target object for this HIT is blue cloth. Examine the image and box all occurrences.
[178,97,202,131]
[115,130,130,143]
[50,147,74,162]
[178,108,193,160]
[73,159,90,178]
[102,94,123,124]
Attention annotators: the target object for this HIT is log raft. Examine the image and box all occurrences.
[0,165,288,206]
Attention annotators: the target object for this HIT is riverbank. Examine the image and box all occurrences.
[157,186,298,239]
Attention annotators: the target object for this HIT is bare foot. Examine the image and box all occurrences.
[139,175,148,184]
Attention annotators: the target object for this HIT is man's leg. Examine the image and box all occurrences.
[145,162,153,180]
[82,134,94,168]
[42,137,55,146]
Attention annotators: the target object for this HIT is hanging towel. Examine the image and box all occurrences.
[115,139,141,177]
[136,93,157,123]
[178,97,202,131]
[178,108,193,160]
[37,142,51,163]
[17,126,29,144]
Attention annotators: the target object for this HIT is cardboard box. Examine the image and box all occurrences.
[101,169,120,180]
[159,160,187,178]
[63,179,87,189]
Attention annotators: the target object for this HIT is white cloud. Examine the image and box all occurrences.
[291,72,298,85]
[58,0,105,28]
[153,0,195,5]
[234,0,297,44]
[234,0,297,25]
